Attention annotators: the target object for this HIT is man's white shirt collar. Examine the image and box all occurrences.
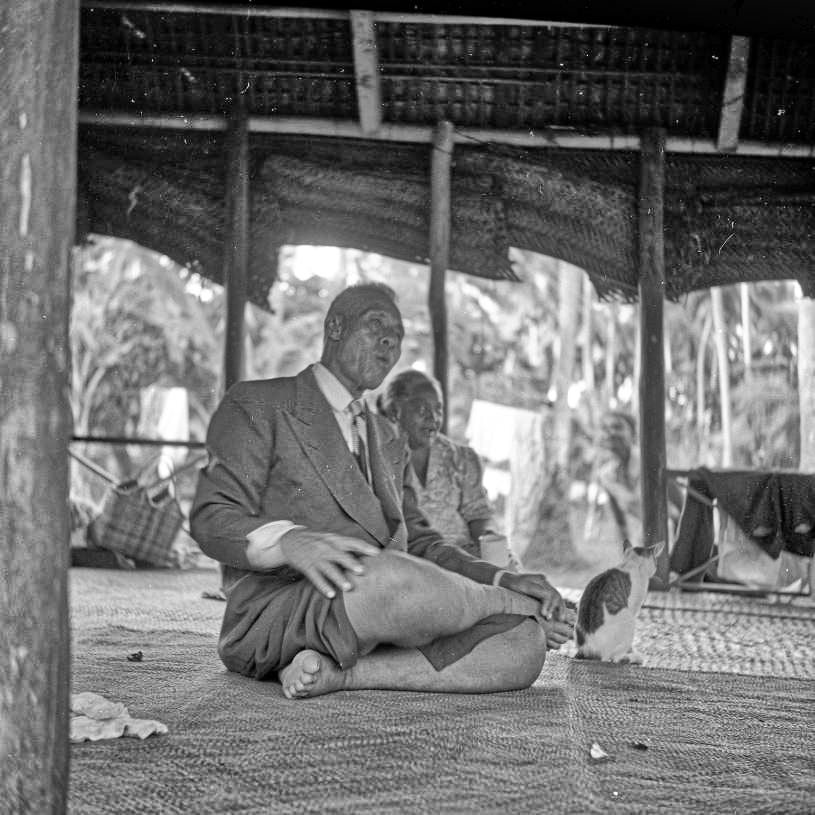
[312,362,356,412]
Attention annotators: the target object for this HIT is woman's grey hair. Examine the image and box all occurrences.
[379,369,442,419]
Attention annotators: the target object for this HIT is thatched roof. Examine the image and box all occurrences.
[77,3,815,304]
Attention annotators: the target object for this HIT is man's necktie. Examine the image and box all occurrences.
[349,399,371,483]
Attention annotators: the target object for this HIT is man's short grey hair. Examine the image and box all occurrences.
[324,282,399,334]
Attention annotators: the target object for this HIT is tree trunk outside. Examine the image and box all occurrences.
[581,276,596,423]
[514,260,583,572]
[552,261,581,472]
[710,286,732,465]
[632,303,641,423]
[506,413,547,564]
[605,303,617,405]
[696,311,712,458]
[798,296,815,471]
[0,2,78,812]
[740,283,752,388]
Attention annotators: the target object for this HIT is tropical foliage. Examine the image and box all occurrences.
[69,236,810,560]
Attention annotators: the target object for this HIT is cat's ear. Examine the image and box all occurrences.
[622,539,633,553]
[648,540,666,558]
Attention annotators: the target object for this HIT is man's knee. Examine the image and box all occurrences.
[356,549,426,595]
[507,618,548,689]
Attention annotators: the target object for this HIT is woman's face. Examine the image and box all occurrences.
[396,383,444,449]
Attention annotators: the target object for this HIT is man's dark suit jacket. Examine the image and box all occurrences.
[190,366,503,672]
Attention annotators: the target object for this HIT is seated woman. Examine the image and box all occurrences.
[379,369,517,568]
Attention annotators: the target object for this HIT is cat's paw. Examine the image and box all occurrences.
[611,651,643,664]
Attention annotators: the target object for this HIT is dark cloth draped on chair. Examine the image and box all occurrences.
[670,468,815,576]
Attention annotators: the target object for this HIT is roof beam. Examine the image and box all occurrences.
[77,111,815,158]
[350,10,382,136]
[717,36,751,152]
[79,1,612,27]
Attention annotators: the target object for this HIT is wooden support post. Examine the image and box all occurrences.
[717,36,751,152]
[222,103,250,393]
[429,121,454,431]
[637,127,670,587]
[350,10,382,135]
[1,2,78,810]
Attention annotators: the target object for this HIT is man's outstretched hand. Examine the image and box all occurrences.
[498,571,566,623]
[280,529,380,599]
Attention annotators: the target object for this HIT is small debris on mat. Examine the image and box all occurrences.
[589,742,610,762]
[70,692,168,743]
[126,650,143,662]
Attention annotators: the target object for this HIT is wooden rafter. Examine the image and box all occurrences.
[78,112,815,157]
[717,36,751,152]
[350,10,382,136]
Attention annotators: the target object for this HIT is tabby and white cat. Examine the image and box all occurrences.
[574,539,665,663]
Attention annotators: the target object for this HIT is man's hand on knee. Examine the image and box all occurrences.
[280,529,381,599]
[498,572,565,622]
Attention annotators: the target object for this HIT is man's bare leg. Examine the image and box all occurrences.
[340,550,543,651]
[280,617,546,698]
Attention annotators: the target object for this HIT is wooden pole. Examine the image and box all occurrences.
[350,10,382,136]
[717,36,751,152]
[637,127,670,586]
[222,103,250,392]
[429,121,454,431]
[1,1,78,810]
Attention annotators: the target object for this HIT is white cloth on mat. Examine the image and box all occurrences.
[70,691,168,743]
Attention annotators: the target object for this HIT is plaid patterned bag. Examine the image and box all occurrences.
[72,450,204,568]
[89,478,186,567]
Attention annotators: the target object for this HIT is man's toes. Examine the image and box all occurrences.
[301,652,321,676]
[285,681,308,699]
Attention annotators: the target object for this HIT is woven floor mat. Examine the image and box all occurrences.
[71,568,815,680]
[70,567,224,636]
[70,628,813,814]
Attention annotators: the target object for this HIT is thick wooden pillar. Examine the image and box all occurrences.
[429,121,454,430]
[637,128,670,586]
[222,104,250,392]
[0,2,78,811]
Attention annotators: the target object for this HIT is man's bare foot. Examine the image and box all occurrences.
[542,618,573,650]
[279,650,347,699]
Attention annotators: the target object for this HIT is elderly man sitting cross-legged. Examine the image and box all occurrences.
[191,283,573,698]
